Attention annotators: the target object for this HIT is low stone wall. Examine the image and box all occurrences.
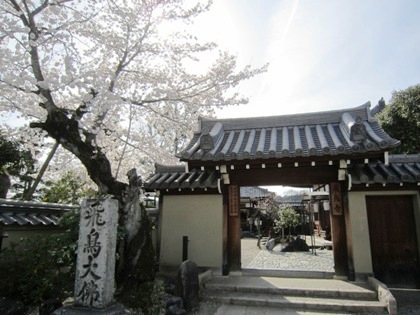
[368,277,397,315]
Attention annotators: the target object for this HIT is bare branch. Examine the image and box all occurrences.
[7,0,30,26]
[116,134,160,163]
[123,98,189,127]
[31,0,50,18]
[0,78,39,94]
[115,104,133,179]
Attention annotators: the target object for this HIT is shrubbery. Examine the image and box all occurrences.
[118,279,165,315]
[0,207,165,313]
[0,208,80,306]
[275,206,301,239]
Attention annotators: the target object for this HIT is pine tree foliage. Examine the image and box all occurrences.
[0,134,34,177]
[0,134,36,197]
[377,84,420,154]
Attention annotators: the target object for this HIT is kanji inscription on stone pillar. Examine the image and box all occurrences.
[74,199,119,308]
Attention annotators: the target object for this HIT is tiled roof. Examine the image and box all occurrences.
[179,103,400,162]
[144,163,219,191]
[370,98,386,117]
[0,199,76,226]
[349,154,420,186]
[240,186,271,198]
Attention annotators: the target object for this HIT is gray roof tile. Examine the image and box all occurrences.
[0,199,76,226]
[144,167,219,191]
[179,104,400,162]
[240,186,271,198]
[350,155,420,186]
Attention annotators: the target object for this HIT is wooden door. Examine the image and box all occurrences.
[366,195,420,288]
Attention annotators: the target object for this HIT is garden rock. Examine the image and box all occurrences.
[281,237,309,252]
[165,296,185,315]
[39,298,62,315]
[266,238,276,250]
[164,277,176,295]
[175,260,199,312]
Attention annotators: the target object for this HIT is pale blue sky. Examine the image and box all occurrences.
[198,0,420,118]
[196,0,420,194]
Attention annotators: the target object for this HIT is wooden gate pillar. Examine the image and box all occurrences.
[343,189,355,280]
[227,185,241,272]
[329,182,349,278]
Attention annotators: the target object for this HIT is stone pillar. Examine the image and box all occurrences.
[74,199,119,308]
[53,198,125,315]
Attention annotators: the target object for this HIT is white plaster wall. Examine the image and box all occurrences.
[348,190,420,277]
[159,194,223,269]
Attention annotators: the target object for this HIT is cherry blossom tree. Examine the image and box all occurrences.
[1,0,265,187]
[0,0,265,293]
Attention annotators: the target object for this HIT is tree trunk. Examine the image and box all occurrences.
[24,141,60,201]
[116,169,156,293]
[30,110,155,294]
[0,174,11,198]
[256,218,261,249]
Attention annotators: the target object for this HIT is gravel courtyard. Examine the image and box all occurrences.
[241,236,334,272]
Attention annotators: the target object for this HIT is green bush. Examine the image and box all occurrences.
[0,206,164,312]
[40,171,98,205]
[275,206,301,239]
[116,212,162,314]
[117,279,165,315]
[0,209,80,306]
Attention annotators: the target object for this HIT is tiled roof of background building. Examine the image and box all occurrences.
[144,163,219,191]
[178,103,399,162]
[349,154,420,186]
[0,199,76,226]
[240,186,271,198]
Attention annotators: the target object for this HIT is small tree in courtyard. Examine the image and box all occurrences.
[254,193,280,230]
[253,193,279,247]
[275,206,300,240]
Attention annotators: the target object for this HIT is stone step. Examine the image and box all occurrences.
[202,290,388,314]
[203,276,378,300]
[201,276,390,314]
[214,304,362,315]
[242,267,335,279]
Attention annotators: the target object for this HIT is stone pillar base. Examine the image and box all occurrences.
[52,303,128,315]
